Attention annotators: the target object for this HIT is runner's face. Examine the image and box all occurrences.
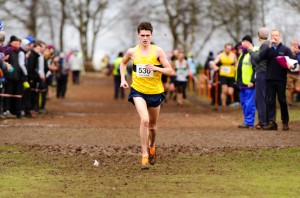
[178,52,184,60]
[138,30,152,46]
[224,45,232,54]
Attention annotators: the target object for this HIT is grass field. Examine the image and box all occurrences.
[1,145,299,198]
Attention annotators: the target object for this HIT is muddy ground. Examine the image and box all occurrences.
[1,73,300,157]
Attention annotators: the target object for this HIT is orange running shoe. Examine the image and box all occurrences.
[149,147,156,165]
[141,156,150,170]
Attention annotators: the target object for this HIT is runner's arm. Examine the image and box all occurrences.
[147,47,174,76]
[120,48,133,88]
[211,54,221,71]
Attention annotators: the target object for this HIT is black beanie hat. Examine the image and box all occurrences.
[242,35,252,44]
[9,35,20,43]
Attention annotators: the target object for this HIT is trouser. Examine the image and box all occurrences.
[23,88,31,112]
[39,82,47,110]
[297,93,300,102]
[30,81,41,112]
[266,80,289,124]
[3,80,23,116]
[114,75,124,99]
[114,76,125,99]
[56,74,68,98]
[0,86,4,114]
[72,70,80,84]
[255,72,267,126]
[240,88,256,126]
[233,85,240,103]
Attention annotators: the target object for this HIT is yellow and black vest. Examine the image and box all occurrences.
[131,45,164,94]
[219,52,236,78]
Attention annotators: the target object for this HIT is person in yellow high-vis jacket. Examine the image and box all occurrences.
[112,52,125,99]
[236,35,259,129]
[120,22,175,170]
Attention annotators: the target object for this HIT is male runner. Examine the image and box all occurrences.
[120,22,174,170]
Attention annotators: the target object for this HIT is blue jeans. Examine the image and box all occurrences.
[240,88,256,126]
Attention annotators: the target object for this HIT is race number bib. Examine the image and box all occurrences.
[136,64,153,77]
[220,66,231,74]
[177,69,187,76]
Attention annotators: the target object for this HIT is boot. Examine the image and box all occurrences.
[263,121,278,131]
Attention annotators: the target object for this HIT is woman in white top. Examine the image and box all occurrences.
[173,51,191,105]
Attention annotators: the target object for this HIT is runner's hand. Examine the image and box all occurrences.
[120,80,129,89]
[248,82,254,88]
[145,64,155,71]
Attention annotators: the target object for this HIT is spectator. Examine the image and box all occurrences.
[287,39,300,106]
[260,29,296,131]
[112,52,125,99]
[236,35,258,128]
[69,50,83,85]
[248,27,270,129]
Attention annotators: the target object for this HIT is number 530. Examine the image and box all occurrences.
[139,68,151,74]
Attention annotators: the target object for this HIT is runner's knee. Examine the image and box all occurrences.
[148,123,157,130]
[140,118,149,127]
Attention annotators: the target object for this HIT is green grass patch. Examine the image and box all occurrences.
[289,108,300,121]
[0,145,300,197]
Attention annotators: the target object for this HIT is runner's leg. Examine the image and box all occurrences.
[148,106,160,148]
[133,97,149,157]
[228,87,234,103]
[221,84,228,106]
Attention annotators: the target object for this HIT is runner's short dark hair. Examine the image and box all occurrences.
[224,43,233,48]
[137,22,153,34]
[34,40,45,48]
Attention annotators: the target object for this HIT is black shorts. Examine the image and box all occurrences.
[174,81,187,88]
[220,76,235,88]
[169,76,176,84]
[128,87,165,108]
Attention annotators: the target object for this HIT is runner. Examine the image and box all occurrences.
[211,44,238,109]
[120,22,174,170]
[174,50,191,106]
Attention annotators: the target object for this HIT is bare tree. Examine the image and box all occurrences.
[66,0,109,62]
[58,0,67,51]
[40,0,58,44]
[1,0,40,37]
[208,0,261,43]
[151,0,222,57]
[284,0,300,12]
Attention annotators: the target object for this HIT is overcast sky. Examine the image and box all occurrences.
[3,1,300,68]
